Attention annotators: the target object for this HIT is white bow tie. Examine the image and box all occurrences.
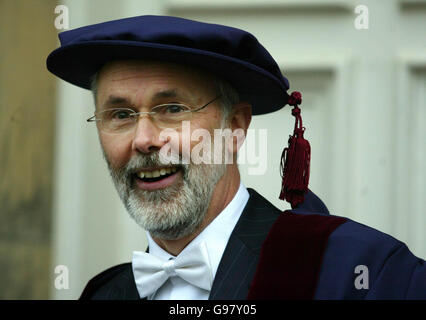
[132,241,213,298]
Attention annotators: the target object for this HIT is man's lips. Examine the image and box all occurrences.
[133,166,182,191]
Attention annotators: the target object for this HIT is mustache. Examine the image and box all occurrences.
[126,153,185,171]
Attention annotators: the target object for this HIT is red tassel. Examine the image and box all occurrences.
[279,91,311,209]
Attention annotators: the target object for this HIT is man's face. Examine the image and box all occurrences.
[95,60,229,240]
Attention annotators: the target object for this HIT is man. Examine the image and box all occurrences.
[47,15,426,300]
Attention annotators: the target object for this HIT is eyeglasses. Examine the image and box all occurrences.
[87,96,220,133]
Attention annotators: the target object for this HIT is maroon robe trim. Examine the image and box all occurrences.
[247,210,347,299]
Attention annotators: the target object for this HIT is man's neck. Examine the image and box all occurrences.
[152,165,241,256]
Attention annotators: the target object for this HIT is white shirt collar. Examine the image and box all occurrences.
[146,181,249,279]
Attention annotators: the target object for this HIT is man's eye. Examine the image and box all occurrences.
[164,104,187,114]
[110,109,132,120]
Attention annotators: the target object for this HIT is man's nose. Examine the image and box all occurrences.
[131,116,167,154]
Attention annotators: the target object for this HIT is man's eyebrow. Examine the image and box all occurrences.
[152,89,179,100]
[102,89,184,108]
[103,96,130,107]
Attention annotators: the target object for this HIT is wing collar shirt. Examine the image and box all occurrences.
[145,182,249,300]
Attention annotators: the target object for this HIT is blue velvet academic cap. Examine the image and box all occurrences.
[46,15,290,115]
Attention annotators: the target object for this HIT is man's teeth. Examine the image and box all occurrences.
[137,167,177,179]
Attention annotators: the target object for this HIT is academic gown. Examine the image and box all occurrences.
[80,189,426,300]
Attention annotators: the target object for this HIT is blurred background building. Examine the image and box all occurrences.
[0,0,425,299]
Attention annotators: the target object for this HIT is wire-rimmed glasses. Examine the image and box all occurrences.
[87,96,220,133]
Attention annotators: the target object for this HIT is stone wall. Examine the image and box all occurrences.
[0,0,57,299]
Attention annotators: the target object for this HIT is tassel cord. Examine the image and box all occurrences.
[279,91,311,208]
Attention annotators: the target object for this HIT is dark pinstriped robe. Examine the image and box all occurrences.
[80,188,426,300]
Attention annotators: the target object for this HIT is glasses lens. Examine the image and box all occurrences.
[153,104,192,128]
[100,108,136,133]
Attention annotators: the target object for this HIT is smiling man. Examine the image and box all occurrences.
[47,15,426,300]
[94,60,249,256]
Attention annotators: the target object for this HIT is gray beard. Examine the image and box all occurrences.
[103,150,227,240]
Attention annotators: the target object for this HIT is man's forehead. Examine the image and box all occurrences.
[98,60,215,84]
[101,89,188,107]
[98,60,217,94]
[96,60,218,106]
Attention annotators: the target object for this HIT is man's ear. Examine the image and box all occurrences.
[227,102,252,157]
[230,101,252,133]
